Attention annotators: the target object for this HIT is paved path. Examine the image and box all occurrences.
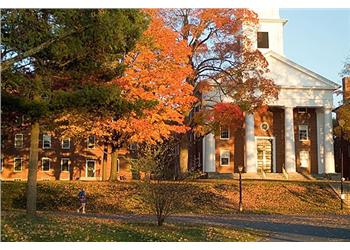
[47,211,350,242]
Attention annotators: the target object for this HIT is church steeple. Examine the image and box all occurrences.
[253,9,288,55]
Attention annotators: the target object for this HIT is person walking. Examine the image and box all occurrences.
[77,188,87,214]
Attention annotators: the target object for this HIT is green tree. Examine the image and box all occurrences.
[1,9,148,218]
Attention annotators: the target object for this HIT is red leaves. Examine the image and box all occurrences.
[193,103,243,136]
[213,103,243,121]
[212,103,244,130]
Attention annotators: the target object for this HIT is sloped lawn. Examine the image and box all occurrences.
[1,180,348,216]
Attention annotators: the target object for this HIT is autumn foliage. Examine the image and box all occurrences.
[2,181,345,216]
[335,103,350,140]
[109,10,196,144]
[193,103,244,135]
[160,9,279,135]
[56,10,196,145]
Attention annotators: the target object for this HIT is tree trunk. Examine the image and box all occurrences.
[26,121,40,218]
[102,144,108,181]
[109,145,118,181]
[179,134,189,174]
[157,213,165,226]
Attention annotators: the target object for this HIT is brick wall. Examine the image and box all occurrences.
[211,107,318,174]
[0,127,133,181]
[293,108,318,174]
[343,77,350,102]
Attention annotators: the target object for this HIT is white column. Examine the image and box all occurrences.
[324,107,335,173]
[316,108,325,174]
[284,106,296,173]
[203,133,216,172]
[245,113,257,173]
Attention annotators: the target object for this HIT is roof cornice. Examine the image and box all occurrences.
[264,50,341,90]
[259,18,288,25]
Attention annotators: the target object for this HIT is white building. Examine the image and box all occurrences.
[198,9,339,176]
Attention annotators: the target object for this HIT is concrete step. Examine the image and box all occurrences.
[206,172,337,182]
[233,173,264,180]
[287,173,317,181]
[207,172,234,179]
[263,173,287,180]
[324,173,342,181]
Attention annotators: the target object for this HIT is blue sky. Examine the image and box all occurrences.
[280,8,350,106]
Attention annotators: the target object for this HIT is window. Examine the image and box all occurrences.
[260,122,269,131]
[220,150,230,166]
[61,158,70,172]
[129,143,137,151]
[61,138,70,149]
[220,127,230,140]
[298,107,307,114]
[299,151,309,168]
[43,134,51,149]
[42,158,51,172]
[14,134,23,148]
[0,155,3,172]
[14,157,22,172]
[87,136,95,149]
[86,159,96,178]
[298,125,309,141]
[257,32,269,49]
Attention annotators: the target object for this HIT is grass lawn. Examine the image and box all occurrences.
[1,211,265,242]
[2,180,348,216]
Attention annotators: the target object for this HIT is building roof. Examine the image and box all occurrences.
[264,50,340,90]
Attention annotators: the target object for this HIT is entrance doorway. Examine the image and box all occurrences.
[256,137,275,173]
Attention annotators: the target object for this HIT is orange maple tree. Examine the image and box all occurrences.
[55,10,196,180]
[109,10,195,142]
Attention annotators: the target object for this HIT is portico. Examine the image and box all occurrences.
[242,105,336,174]
[200,9,339,176]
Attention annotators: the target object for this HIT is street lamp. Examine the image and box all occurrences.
[238,165,244,212]
[339,119,345,210]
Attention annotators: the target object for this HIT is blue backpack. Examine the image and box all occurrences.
[78,191,86,202]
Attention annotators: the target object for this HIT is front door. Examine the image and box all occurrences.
[257,138,273,173]
[86,160,96,178]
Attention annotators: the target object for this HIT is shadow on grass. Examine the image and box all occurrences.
[282,183,338,210]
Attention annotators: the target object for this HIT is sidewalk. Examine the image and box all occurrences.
[43,210,350,242]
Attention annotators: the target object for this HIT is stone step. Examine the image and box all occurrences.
[323,173,342,181]
[263,173,287,180]
[233,173,264,180]
[287,173,317,181]
[207,172,234,179]
[206,172,337,182]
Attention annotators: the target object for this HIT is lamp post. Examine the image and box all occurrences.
[238,165,244,212]
[339,119,345,210]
